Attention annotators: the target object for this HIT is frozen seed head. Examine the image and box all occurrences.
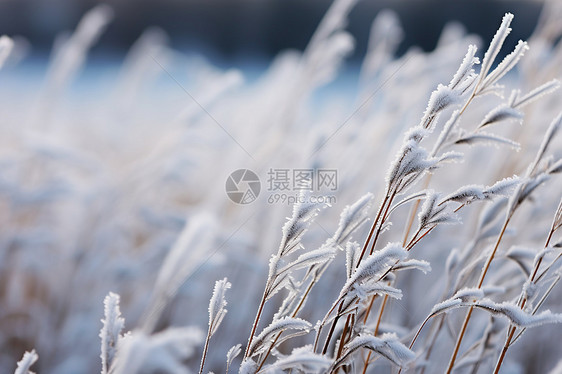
[333,193,373,244]
[100,292,125,374]
[479,13,514,86]
[247,317,311,358]
[482,40,529,89]
[449,44,480,90]
[208,278,231,335]
[441,176,520,205]
[341,333,415,368]
[478,105,523,129]
[279,189,325,257]
[420,85,461,129]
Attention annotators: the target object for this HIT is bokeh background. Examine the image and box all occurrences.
[0,0,544,66]
[1,0,561,373]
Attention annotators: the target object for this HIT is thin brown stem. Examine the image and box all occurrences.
[374,294,389,336]
[446,215,510,373]
[363,295,377,324]
[494,322,517,374]
[402,175,432,246]
[447,307,475,374]
[358,192,391,265]
[322,308,342,355]
[199,325,212,374]
[419,316,446,374]
[322,188,397,355]
[397,317,432,374]
[361,352,372,374]
[360,288,390,374]
[256,278,317,371]
[369,188,398,256]
[493,223,556,373]
[244,293,267,358]
[352,188,399,373]
[336,315,352,360]
[406,227,431,251]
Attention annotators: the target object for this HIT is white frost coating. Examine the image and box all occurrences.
[14,350,38,374]
[387,137,438,190]
[430,298,463,316]
[418,191,440,227]
[239,358,258,374]
[554,199,562,233]
[352,281,403,301]
[420,84,461,128]
[345,241,361,279]
[448,44,480,90]
[427,85,460,114]
[247,317,311,357]
[531,112,562,173]
[389,190,428,216]
[453,287,485,302]
[455,131,521,150]
[474,299,562,327]
[418,191,459,228]
[208,278,231,335]
[478,13,514,88]
[265,346,331,372]
[100,292,125,374]
[430,296,562,328]
[342,333,415,367]
[482,40,529,88]
[478,104,523,129]
[279,246,337,274]
[443,185,486,204]
[434,151,464,166]
[442,176,520,204]
[333,193,373,244]
[513,79,560,108]
[226,344,242,374]
[348,243,406,285]
[278,189,325,257]
[523,280,538,301]
[392,259,432,274]
[484,176,521,197]
[336,243,406,311]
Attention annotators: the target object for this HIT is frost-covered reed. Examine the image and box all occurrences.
[1,1,562,373]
